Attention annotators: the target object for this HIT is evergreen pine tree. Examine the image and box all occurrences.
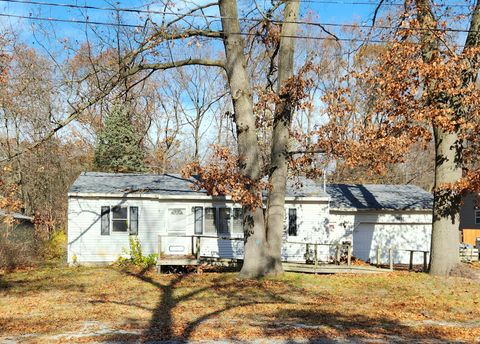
[93,106,146,172]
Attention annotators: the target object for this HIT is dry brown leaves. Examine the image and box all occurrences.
[2,267,480,343]
[307,19,480,183]
[181,145,269,209]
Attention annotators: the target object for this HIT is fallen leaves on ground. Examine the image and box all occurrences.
[1,266,479,343]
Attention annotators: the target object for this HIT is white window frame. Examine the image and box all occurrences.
[102,205,138,235]
[204,206,217,235]
[231,207,243,235]
[475,210,480,225]
[111,206,128,233]
[218,207,232,236]
[200,206,238,236]
[287,208,298,237]
[193,206,204,235]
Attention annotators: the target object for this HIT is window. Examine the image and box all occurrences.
[194,207,203,235]
[100,206,138,235]
[475,210,480,224]
[205,207,216,234]
[112,206,128,232]
[288,208,297,236]
[232,208,243,234]
[218,208,231,235]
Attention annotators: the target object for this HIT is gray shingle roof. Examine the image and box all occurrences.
[69,172,433,210]
[326,184,433,210]
[69,172,329,198]
[69,172,206,196]
[0,210,34,221]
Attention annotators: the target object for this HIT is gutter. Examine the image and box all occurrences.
[67,192,330,203]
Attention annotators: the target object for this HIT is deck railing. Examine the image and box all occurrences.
[157,234,442,273]
[157,234,397,270]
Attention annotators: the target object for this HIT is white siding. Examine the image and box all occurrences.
[68,195,432,266]
[199,237,244,259]
[281,201,331,262]
[194,201,244,259]
[329,211,433,265]
[68,197,163,263]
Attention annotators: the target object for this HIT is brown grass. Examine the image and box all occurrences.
[1,265,480,343]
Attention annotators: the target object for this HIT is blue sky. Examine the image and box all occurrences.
[0,0,386,46]
[0,0,474,49]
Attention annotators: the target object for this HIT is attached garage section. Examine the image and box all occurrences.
[352,222,431,264]
[325,184,433,266]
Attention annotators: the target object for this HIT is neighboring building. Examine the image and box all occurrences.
[0,210,36,267]
[460,193,480,247]
[0,210,35,238]
[67,172,433,265]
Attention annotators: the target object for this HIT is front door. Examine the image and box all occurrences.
[165,207,190,255]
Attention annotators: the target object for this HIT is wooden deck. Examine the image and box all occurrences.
[156,235,395,274]
[157,254,198,265]
[283,262,392,274]
[156,256,391,274]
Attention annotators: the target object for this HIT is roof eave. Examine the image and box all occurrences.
[67,192,330,202]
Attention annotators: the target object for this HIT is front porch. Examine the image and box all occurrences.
[156,234,394,274]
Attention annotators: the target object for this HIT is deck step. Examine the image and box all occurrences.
[157,255,199,266]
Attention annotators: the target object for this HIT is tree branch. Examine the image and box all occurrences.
[136,58,226,72]
[166,2,219,28]
[288,149,325,156]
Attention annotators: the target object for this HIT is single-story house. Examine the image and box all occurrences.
[67,172,433,265]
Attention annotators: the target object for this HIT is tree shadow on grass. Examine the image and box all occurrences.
[0,274,9,291]
[100,271,472,343]
[264,309,469,343]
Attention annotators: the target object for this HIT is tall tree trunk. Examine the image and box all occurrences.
[193,114,200,161]
[265,0,300,275]
[219,0,267,278]
[416,0,460,276]
[430,128,462,275]
[416,0,480,275]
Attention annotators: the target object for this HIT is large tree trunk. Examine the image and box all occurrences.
[219,0,267,278]
[265,0,300,275]
[429,128,462,275]
[416,0,460,276]
[416,0,480,275]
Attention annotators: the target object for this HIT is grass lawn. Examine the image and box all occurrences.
[1,265,480,343]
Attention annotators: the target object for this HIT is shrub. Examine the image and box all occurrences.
[42,230,67,261]
[117,237,157,270]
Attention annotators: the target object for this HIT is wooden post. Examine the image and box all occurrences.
[347,244,352,266]
[409,251,414,271]
[191,236,194,256]
[423,251,428,272]
[196,236,201,261]
[376,246,381,267]
[388,248,393,270]
[314,243,318,273]
[336,243,341,265]
[305,243,310,263]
